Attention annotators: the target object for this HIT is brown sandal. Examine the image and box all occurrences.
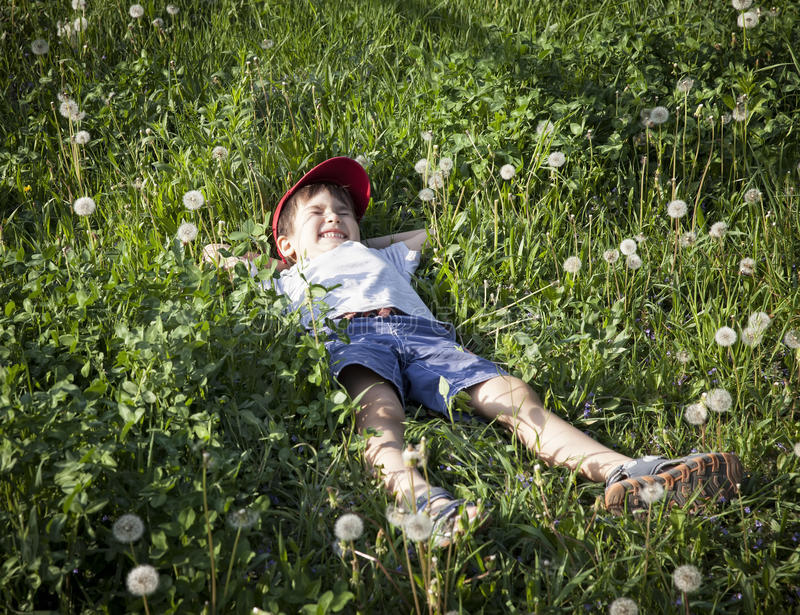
[604,452,743,514]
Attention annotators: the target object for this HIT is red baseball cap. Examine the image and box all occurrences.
[271,157,371,261]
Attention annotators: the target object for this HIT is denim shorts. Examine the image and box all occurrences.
[324,314,508,414]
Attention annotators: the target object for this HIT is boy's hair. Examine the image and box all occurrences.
[275,182,356,239]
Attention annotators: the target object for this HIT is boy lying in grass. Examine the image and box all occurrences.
[203,156,743,545]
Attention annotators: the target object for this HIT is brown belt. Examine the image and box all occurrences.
[340,307,403,320]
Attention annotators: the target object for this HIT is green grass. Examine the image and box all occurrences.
[2,0,800,613]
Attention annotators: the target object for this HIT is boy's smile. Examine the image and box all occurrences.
[276,189,361,262]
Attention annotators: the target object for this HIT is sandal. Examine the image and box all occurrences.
[416,487,487,547]
[604,452,743,515]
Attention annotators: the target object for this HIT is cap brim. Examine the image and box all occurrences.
[272,157,371,261]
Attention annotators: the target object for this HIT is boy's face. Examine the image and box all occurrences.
[276,188,360,263]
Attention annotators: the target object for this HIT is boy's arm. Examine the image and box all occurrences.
[202,243,288,272]
[363,228,431,251]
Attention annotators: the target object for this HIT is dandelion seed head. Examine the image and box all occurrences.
[740,327,763,347]
[260,38,274,49]
[402,448,421,467]
[355,155,369,168]
[439,157,453,173]
[536,120,555,137]
[403,512,433,542]
[72,16,88,32]
[649,106,670,125]
[714,326,737,347]
[71,130,91,145]
[684,403,708,426]
[667,199,687,219]
[676,77,694,94]
[73,196,96,216]
[620,238,637,255]
[672,564,702,593]
[676,350,691,364]
[418,188,435,202]
[747,311,771,332]
[211,145,228,160]
[112,514,144,542]
[680,231,697,247]
[183,190,205,210]
[640,481,665,505]
[784,330,800,349]
[72,0,87,8]
[603,249,619,264]
[732,0,752,8]
[31,39,50,55]
[738,257,755,275]
[500,164,516,180]
[794,442,800,457]
[738,10,759,27]
[709,221,728,239]
[152,17,164,28]
[226,507,258,530]
[57,20,73,38]
[732,105,748,122]
[609,597,639,615]
[626,254,642,270]
[59,99,78,119]
[177,221,198,245]
[386,504,407,527]
[563,256,581,273]
[421,130,433,142]
[126,565,159,596]
[334,513,364,541]
[167,4,180,15]
[129,4,145,18]
[744,188,762,204]
[547,151,566,168]
[428,171,444,190]
[705,388,732,412]
[414,158,428,174]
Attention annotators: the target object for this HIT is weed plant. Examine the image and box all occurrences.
[1,0,800,613]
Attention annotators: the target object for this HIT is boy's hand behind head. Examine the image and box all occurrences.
[202,243,239,270]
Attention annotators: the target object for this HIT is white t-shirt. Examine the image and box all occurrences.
[264,241,439,328]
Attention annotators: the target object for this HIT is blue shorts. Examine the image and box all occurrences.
[324,314,508,414]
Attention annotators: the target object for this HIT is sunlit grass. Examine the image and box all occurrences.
[1,0,800,613]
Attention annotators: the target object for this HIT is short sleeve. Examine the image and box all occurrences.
[377,242,420,282]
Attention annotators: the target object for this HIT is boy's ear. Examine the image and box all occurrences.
[275,234,295,261]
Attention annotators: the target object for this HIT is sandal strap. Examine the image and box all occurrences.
[416,487,456,513]
[606,455,703,487]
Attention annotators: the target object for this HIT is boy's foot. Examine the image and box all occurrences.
[604,452,743,515]
[416,487,488,547]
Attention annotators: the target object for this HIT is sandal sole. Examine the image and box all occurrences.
[604,452,743,515]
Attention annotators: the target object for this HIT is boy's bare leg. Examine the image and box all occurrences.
[338,365,479,518]
[467,375,632,482]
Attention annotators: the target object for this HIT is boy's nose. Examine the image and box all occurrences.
[324,209,340,222]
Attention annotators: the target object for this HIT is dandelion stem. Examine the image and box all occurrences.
[493,199,498,253]
[221,526,242,603]
[692,121,715,234]
[202,457,217,614]
[402,531,422,615]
